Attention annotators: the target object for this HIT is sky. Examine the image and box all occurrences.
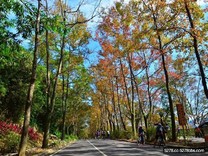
[20,0,207,66]
[78,0,207,66]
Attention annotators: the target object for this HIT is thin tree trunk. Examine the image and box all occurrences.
[134,79,147,130]
[130,60,147,132]
[144,53,153,124]
[62,74,69,139]
[133,76,145,125]
[112,119,116,132]
[184,0,208,99]
[115,76,126,131]
[45,0,50,113]
[104,94,113,132]
[111,80,119,131]
[61,70,66,140]
[42,0,51,148]
[119,58,132,128]
[42,9,66,148]
[152,11,176,141]
[161,51,176,141]
[18,0,41,155]
[127,54,136,137]
[45,0,51,107]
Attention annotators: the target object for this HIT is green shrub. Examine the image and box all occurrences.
[119,130,132,139]
[186,128,195,136]
[146,126,156,142]
[0,131,20,153]
[110,130,120,139]
[78,129,89,139]
[109,130,132,139]
[65,134,78,141]
[176,128,195,139]
[54,130,62,138]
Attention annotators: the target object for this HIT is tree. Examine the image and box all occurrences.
[0,48,31,122]
[41,0,100,147]
[18,0,41,155]
[183,0,208,99]
[42,0,67,148]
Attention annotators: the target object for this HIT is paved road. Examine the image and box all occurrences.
[51,139,207,156]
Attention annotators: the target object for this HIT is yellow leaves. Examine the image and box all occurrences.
[124,13,133,26]
[173,58,185,72]
[149,36,158,45]
[102,42,115,54]
[112,18,120,31]
[157,0,167,8]
[142,23,149,31]
[151,113,161,124]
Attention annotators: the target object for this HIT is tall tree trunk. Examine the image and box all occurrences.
[61,70,66,140]
[184,0,208,99]
[104,94,113,132]
[111,119,116,132]
[127,54,136,137]
[42,9,66,148]
[42,0,51,148]
[152,13,176,142]
[119,58,132,130]
[111,80,119,131]
[130,58,147,132]
[18,0,41,155]
[134,78,147,130]
[61,73,69,140]
[161,51,176,141]
[45,0,50,112]
[115,76,126,131]
[144,53,153,124]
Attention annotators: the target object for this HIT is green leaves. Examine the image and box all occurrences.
[0,80,7,97]
[0,0,36,46]
[43,15,71,36]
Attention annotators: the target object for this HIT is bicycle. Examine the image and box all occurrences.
[154,134,165,148]
[137,132,145,145]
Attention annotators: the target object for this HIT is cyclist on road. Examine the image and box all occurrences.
[154,123,165,146]
[137,125,145,145]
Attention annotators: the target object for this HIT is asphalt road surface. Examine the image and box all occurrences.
[51,139,208,156]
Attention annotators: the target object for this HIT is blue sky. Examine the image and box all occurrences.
[19,0,207,67]
[81,0,207,67]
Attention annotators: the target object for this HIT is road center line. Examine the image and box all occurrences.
[87,140,108,156]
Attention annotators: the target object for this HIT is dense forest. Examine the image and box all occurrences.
[0,0,207,155]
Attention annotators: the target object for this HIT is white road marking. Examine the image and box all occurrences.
[87,140,108,156]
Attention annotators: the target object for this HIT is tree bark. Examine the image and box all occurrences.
[42,9,66,148]
[45,0,50,115]
[184,0,208,99]
[115,76,126,131]
[152,9,176,141]
[18,0,41,155]
[119,57,132,129]
[111,80,119,131]
[61,70,66,140]
[144,53,153,125]
[127,54,136,137]
[130,58,147,133]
